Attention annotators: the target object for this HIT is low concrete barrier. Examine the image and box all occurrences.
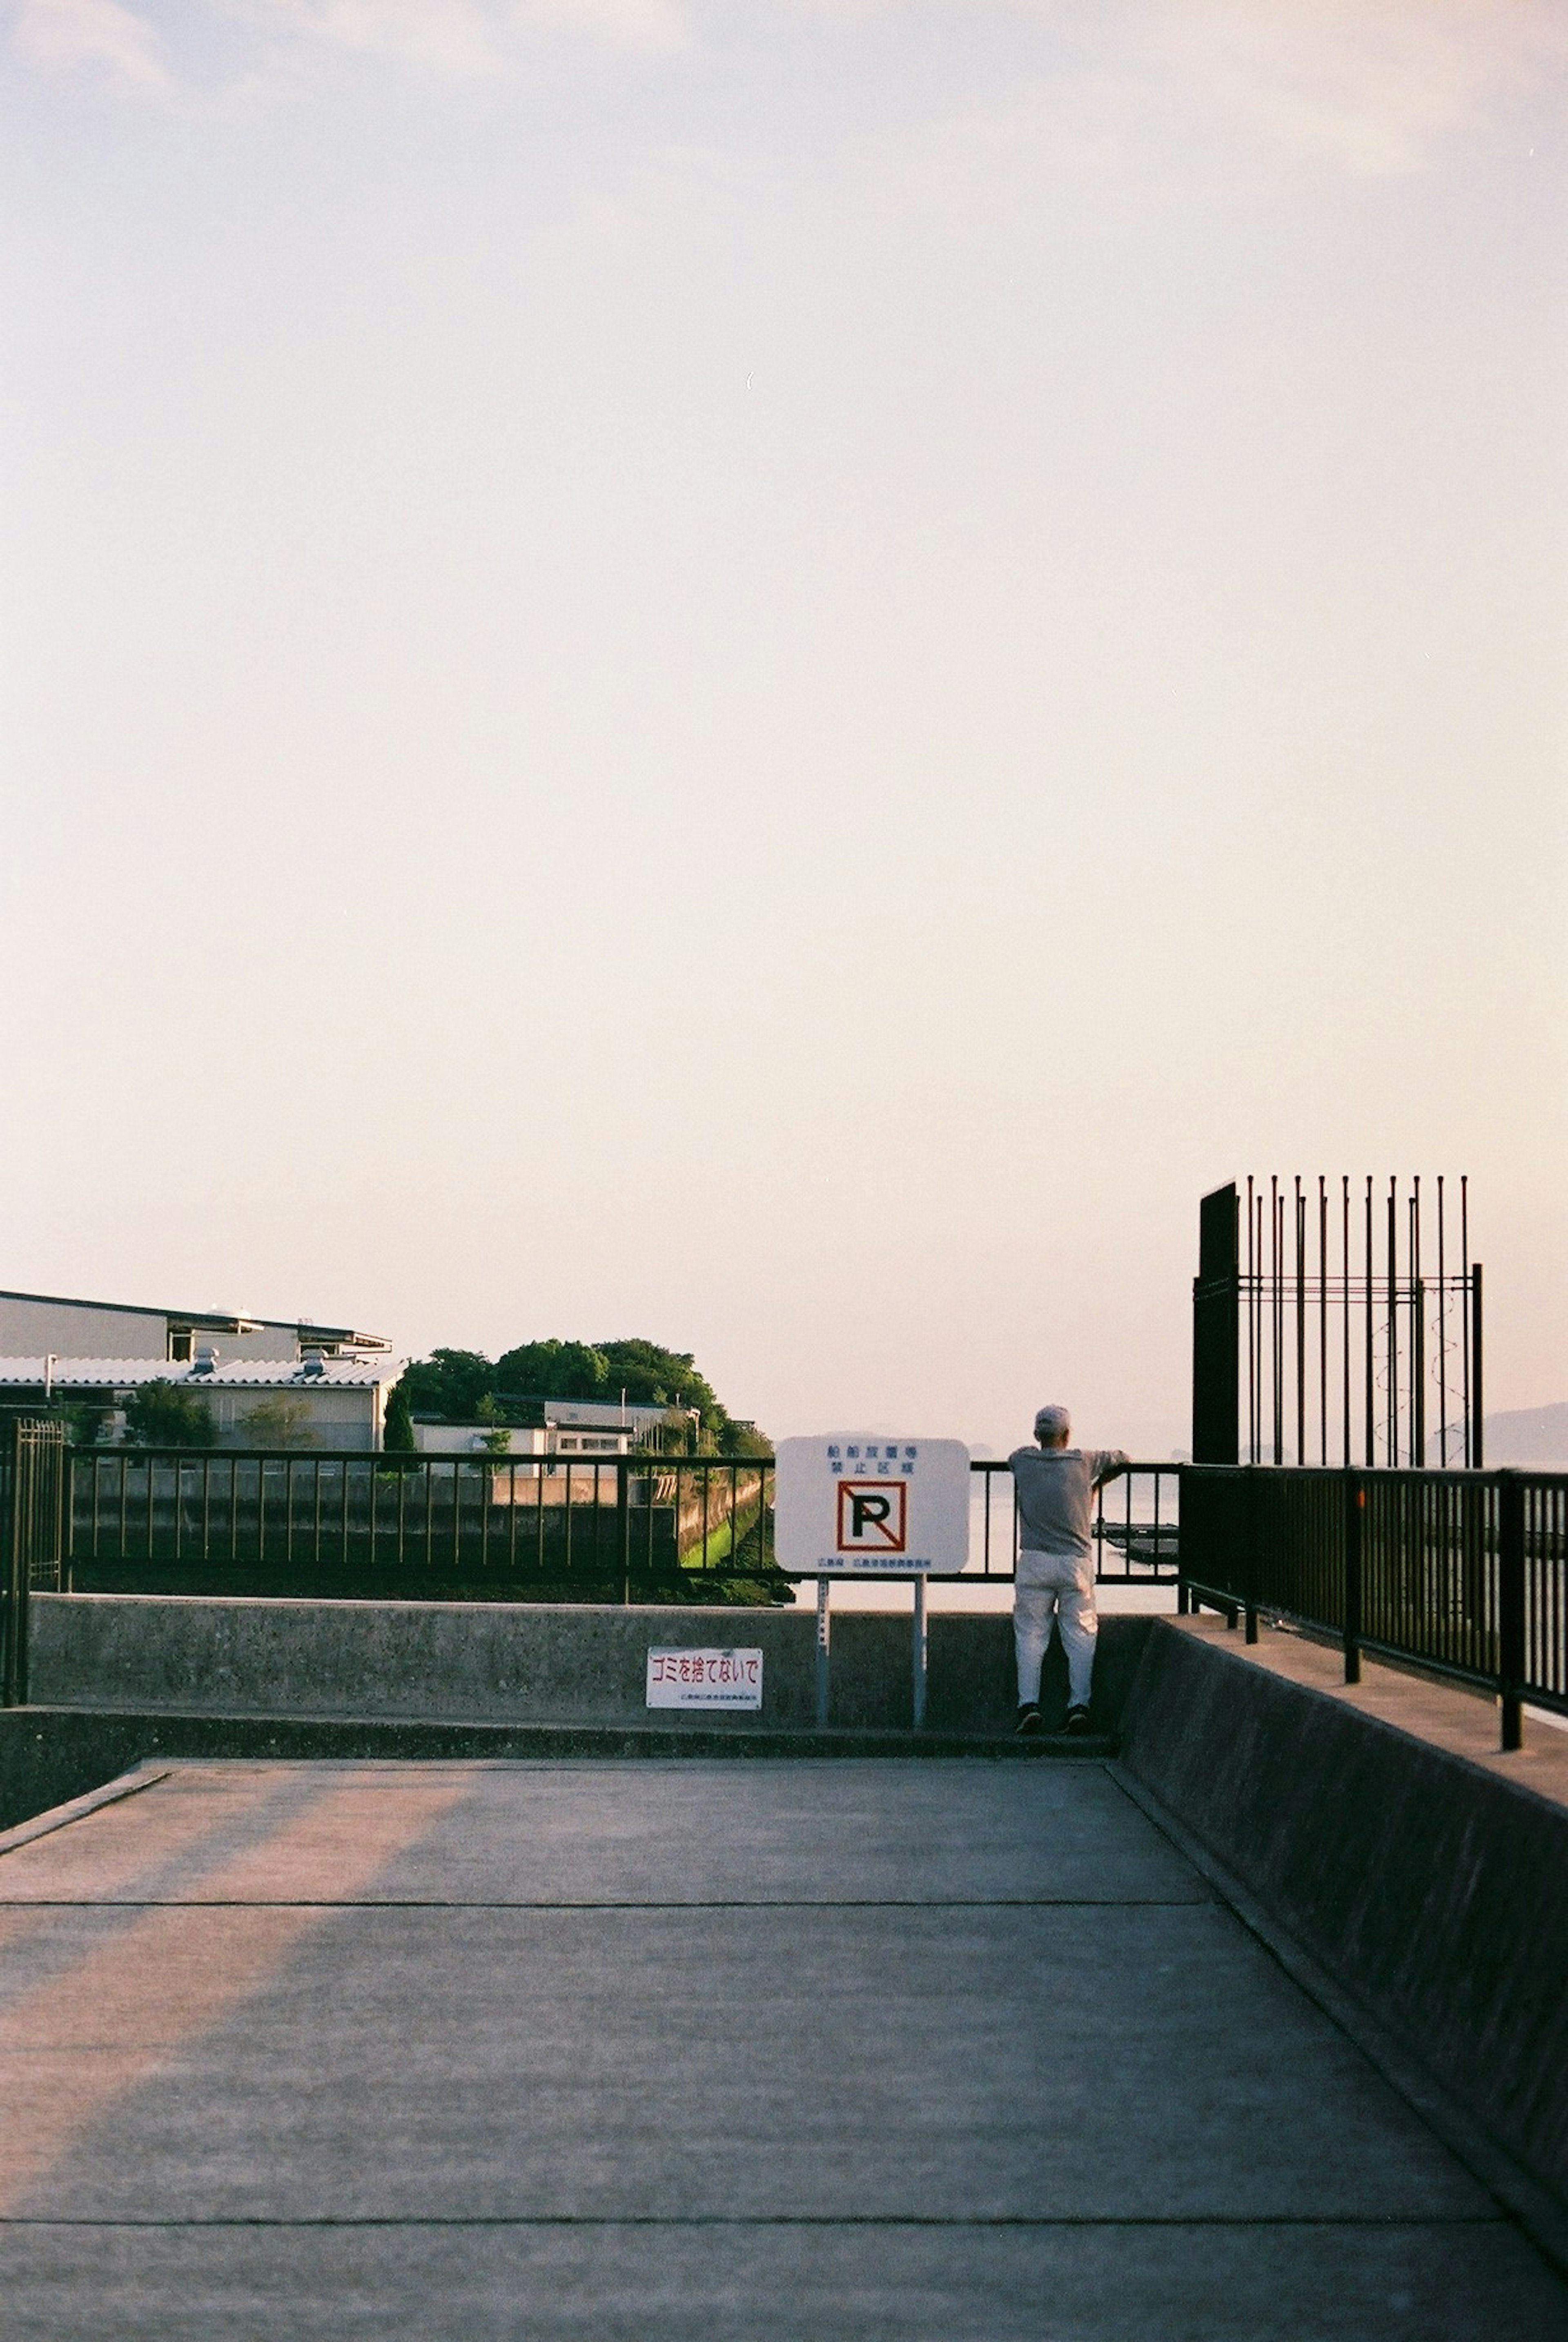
[28,1592,1154,1735]
[1119,1620,1568,2214]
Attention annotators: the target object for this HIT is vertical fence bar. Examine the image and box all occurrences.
[1270,1178,1281,1465]
[1499,1470,1524,1753]
[1343,1469,1363,1685]
[1364,1178,1375,1467]
[1244,1467,1260,1644]
[1318,1174,1328,1467]
[1437,1177,1449,1468]
[1254,1171,1263,1461]
[1471,1262,1485,1469]
[1341,1177,1352,1467]
[1295,1175,1306,1468]
[1423,1180,1432,1471]
[1386,1178,1399,1468]
[617,1459,630,1605]
[1461,1177,1472,1466]
[3,1428,30,1707]
[63,1452,76,1591]
[535,1453,544,1573]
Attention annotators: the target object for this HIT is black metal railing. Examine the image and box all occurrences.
[1177,1463,1568,1748]
[968,1460,1180,1584]
[47,1450,778,1601]
[2,1420,67,1705]
[2,1445,1181,1603]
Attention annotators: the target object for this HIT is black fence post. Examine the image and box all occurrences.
[2,1424,31,1708]
[1499,1469,1525,1753]
[1193,1183,1241,1465]
[617,1460,631,1606]
[1244,1466,1260,1644]
[1343,1468,1363,1685]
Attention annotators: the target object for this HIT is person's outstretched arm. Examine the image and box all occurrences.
[1091,1449,1130,1489]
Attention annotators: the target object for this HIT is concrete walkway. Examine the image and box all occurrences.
[0,1759,1563,2338]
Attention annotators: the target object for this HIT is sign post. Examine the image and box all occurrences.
[775,1437,969,1731]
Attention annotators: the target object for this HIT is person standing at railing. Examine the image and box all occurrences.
[1010,1406,1128,1736]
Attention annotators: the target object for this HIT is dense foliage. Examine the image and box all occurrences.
[122,1381,217,1448]
[394,1339,766,1456]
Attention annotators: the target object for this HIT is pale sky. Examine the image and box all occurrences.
[2,0,1564,1454]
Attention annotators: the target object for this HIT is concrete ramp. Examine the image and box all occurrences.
[0,1756,1564,2337]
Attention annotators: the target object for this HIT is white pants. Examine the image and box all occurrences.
[1014,1550,1097,1710]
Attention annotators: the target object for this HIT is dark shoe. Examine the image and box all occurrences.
[1015,1705,1045,1737]
[1065,1705,1093,1736]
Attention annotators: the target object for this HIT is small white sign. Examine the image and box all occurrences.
[646,1647,764,1710]
[773,1436,971,1575]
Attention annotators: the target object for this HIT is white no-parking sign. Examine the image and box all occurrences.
[773,1436,970,1576]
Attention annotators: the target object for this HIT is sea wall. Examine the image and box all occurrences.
[1119,1619,1568,2211]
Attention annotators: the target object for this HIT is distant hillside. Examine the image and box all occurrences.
[1428,1403,1568,1467]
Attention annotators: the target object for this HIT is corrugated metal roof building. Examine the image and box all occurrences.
[0,1353,402,1452]
[0,1287,388,1366]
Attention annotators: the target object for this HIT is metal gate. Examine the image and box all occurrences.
[2,1419,67,1706]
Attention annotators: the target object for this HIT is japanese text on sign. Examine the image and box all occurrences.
[645,1647,764,1711]
[773,1437,970,1575]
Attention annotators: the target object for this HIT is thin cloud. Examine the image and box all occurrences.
[243,0,688,74]
[10,0,167,86]
[1131,0,1568,176]
[831,0,1568,229]
[255,0,503,76]
[514,0,688,54]
[6,0,1565,152]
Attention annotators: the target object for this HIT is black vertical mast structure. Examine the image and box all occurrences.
[1192,1177,1482,1469]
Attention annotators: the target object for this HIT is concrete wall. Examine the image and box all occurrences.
[1119,1620,1568,2213]
[0,1297,169,1356]
[203,1384,381,1451]
[0,1296,303,1362]
[29,1592,1153,1734]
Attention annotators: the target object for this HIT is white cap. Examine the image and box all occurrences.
[1034,1404,1071,1440]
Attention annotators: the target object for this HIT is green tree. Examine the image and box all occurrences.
[397,1348,497,1423]
[122,1382,216,1449]
[494,1341,610,1406]
[594,1339,734,1451]
[398,1335,768,1453]
[475,1395,514,1455]
[240,1395,320,1449]
[62,1402,113,1448]
[382,1377,416,1453]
